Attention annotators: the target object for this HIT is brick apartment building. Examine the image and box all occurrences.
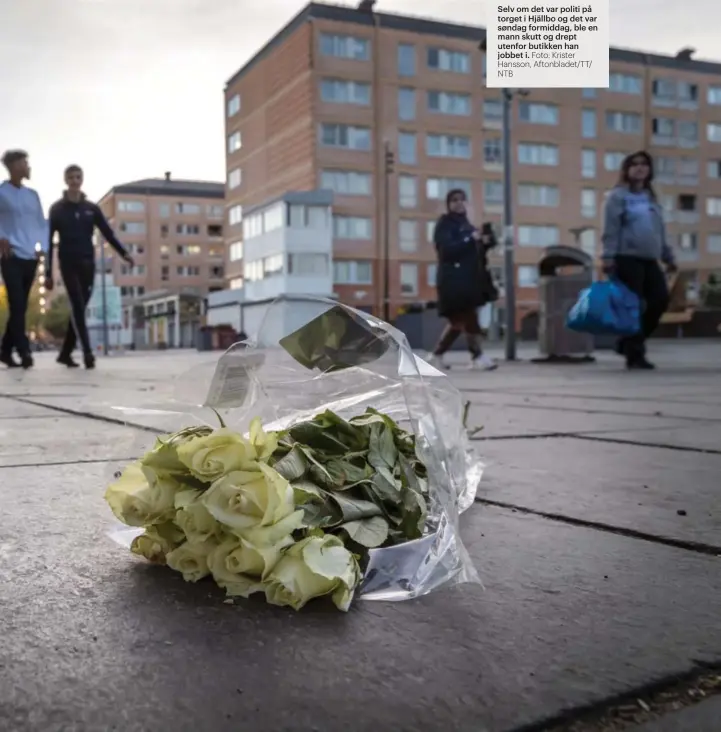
[223,1,721,320]
[96,173,226,300]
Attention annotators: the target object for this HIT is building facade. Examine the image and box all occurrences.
[223,1,721,321]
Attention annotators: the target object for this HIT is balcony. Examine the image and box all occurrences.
[676,210,700,225]
[677,174,699,186]
[651,134,675,146]
[652,94,676,108]
[678,137,699,149]
[676,247,699,263]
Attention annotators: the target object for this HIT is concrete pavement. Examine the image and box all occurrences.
[1,340,720,731]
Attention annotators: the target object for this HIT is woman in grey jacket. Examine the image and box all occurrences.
[601,150,677,370]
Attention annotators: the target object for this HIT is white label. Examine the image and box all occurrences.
[486,1,610,88]
[204,351,265,409]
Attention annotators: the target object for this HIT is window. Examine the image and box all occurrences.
[652,78,676,102]
[484,180,503,205]
[518,265,539,287]
[229,205,243,226]
[333,215,372,239]
[288,253,329,276]
[581,149,596,178]
[334,260,372,285]
[606,111,642,134]
[231,278,245,290]
[609,73,643,94]
[320,79,371,105]
[227,94,240,116]
[427,91,471,116]
[678,82,698,103]
[708,123,721,142]
[519,102,559,125]
[263,254,284,278]
[518,225,559,247]
[678,157,699,179]
[288,204,327,228]
[426,134,471,159]
[120,264,146,276]
[119,222,145,234]
[228,168,242,189]
[398,132,417,165]
[158,203,170,217]
[397,43,415,76]
[426,220,436,243]
[517,143,559,166]
[707,197,721,217]
[319,33,369,60]
[176,223,200,235]
[581,88,597,99]
[581,189,597,217]
[398,219,418,252]
[175,202,201,215]
[398,88,416,121]
[161,266,169,281]
[427,263,437,287]
[229,241,243,261]
[117,200,145,213]
[400,263,419,295]
[228,131,242,152]
[484,137,502,164]
[518,184,559,207]
[707,234,721,253]
[262,204,284,232]
[709,87,721,106]
[581,109,597,138]
[426,177,471,200]
[176,265,201,277]
[319,123,371,150]
[678,194,697,212]
[320,169,371,195]
[427,48,470,73]
[398,175,418,208]
[604,151,626,171]
[679,121,698,144]
[207,206,223,219]
[484,99,502,121]
[176,244,201,255]
[652,117,675,140]
[678,232,698,252]
[242,213,262,239]
[707,160,721,179]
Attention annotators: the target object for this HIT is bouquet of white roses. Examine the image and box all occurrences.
[106,297,482,611]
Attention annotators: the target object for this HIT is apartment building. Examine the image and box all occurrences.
[223,1,721,319]
[97,173,226,300]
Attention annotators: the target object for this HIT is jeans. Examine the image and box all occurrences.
[59,257,95,357]
[614,255,669,361]
[1,255,38,358]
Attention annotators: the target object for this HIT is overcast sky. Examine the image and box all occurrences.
[1,0,718,208]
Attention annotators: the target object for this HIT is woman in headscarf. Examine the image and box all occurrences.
[601,150,676,370]
[428,188,498,371]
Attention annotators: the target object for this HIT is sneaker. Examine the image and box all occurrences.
[0,352,20,368]
[84,352,96,370]
[627,356,655,371]
[57,354,80,368]
[470,354,498,371]
[20,354,33,370]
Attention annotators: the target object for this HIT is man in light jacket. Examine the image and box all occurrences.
[0,150,48,369]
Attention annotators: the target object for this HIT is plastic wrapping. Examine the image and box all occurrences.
[106,296,483,602]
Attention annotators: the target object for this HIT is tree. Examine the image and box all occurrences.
[43,294,71,339]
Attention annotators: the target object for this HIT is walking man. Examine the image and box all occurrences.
[46,164,134,369]
[0,150,48,369]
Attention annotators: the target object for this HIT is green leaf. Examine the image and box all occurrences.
[292,479,324,503]
[330,492,384,523]
[340,516,389,548]
[398,486,427,541]
[288,422,350,454]
[271,445,309,482]
[325,458,373,489]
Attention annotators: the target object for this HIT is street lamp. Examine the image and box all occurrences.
[479,38,528,361]
[383,140,394,323]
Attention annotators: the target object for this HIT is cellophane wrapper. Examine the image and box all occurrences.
[107,296,483,602]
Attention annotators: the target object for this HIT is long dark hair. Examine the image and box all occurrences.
[445,187,468,215]
[618,150,657,201]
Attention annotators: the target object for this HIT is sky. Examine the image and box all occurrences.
[1,0,719,210]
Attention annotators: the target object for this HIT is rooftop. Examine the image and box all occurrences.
[225,0,721,89]
[102,175,225,202]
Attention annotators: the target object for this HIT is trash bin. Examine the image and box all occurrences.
[196,326,213,352]
[537,246,594,359]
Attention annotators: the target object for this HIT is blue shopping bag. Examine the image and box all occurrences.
[566,280,641,336]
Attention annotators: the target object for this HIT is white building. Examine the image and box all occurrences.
[206,190,334,340]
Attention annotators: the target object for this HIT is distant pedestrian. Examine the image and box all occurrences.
[601,151,676,370]
[47,165,134,369]
[428,188,498,371]
[0,150,48,370]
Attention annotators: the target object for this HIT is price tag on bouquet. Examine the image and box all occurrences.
[204,350,265,409]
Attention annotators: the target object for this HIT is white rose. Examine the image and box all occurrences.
[207,539,265,598]
[130,522,185,564]
[105,461,179,527]
[176,428,257,483]
[174,489,221,544]
[141,426,212,476]
[264,534,361,612]
[202,463,298,534]
[166,538,219,582]
[247,417,278,463]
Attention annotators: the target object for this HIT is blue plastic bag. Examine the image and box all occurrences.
[566,280,641,336]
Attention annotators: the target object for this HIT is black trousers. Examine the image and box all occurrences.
[614,256,669,361]
[59,257,95,357]
[1,255,38,358]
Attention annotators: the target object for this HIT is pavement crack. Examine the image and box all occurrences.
[0,457,136,470]
[566,433,721,455]
[475,498,721,557]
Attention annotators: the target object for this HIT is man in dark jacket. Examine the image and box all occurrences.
[46,164,134,369]
[429,188,498,371]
